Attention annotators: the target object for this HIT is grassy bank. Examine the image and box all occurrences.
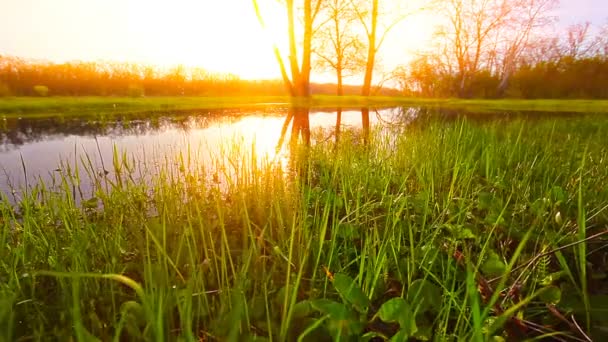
[1,96,608,117]
[2,116,608,341]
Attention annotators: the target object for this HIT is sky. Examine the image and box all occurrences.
[0,0,606,81]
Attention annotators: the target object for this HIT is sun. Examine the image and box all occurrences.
[125,0,289,80]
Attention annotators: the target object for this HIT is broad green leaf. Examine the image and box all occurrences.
[292,300,313,319]
[332,273,370,313]
[389,329,409,342]
[444,224,477,240]
[312,299,363,340]
[378,298,417,336]
[540,271,567,286]
[327,318,365,340]
[377,297,416,334]
[406,279,442,314]
[550,186,567,203]
[378,298,409,323]
[539,286,562,305]
[481,254,506,278]
[311,299,354,321]
[459,228,477,240]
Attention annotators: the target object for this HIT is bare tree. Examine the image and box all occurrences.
[252,0,324,97]
[349,0,409,144]
[519,36,561,65]
[350,0,408,97]
[431,0,519,97]
[253,0,325,148]
[314,0,365,96]
[598,21,608,57]
[495,0,558,95]
[562,22,600,59]
[429,0,554,97]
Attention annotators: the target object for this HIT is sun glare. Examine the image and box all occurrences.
[1,0,437,81]
[124,0,289,80]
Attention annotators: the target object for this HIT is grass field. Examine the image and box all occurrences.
[1,96,608,117]
[2,114,608,341]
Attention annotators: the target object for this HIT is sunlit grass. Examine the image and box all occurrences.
[2,96,608,118]
[1,116,608,340]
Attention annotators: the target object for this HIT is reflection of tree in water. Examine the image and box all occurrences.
[0,109,277,149]
[303,107,426,147]
[0,106,484,152]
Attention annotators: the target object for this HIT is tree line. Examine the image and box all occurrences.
[0,56,286,97]
[0,55,393,97]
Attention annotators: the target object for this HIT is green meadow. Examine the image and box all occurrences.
[2,111,608,341]
[1,96,608,118]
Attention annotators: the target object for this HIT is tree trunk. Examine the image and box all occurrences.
[286,0,301,93]
[497,71,510,97]
[361,0,378,97]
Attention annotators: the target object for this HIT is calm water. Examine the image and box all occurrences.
[0,107,417,199]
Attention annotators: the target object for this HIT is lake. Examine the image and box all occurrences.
[1,106,600,203]
[0,107,421,200]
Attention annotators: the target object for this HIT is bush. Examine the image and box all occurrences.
[33,85,49,97]
[127,84,145,98]
[0,81,11,97]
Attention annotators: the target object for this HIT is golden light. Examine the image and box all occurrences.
[0,0,438,81]
[124,0,290,80]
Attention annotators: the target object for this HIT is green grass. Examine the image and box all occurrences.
[2,115,608,341]
[1,96,608,118]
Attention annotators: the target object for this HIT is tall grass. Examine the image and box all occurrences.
[1,115,608,341]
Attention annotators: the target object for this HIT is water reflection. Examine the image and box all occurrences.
[0,107,415,200]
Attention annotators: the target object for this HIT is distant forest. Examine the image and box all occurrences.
[396,46,608,99]
[398,54,608,99]
[393,18,608,99]
[0,55,391,97]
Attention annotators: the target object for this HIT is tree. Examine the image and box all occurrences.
[253,0,323,97]
[313,0,365,142]
[314,0,364,96]
[429,0,555,97]
[350,0,407,144]
[351,0,407,97]
[560,21,603,59]
[495,0,558,95]
[432,0,512,97]
[598,20,608,57]
[253,0,325,148]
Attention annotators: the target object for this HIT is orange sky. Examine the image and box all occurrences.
[0,0,605,81]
